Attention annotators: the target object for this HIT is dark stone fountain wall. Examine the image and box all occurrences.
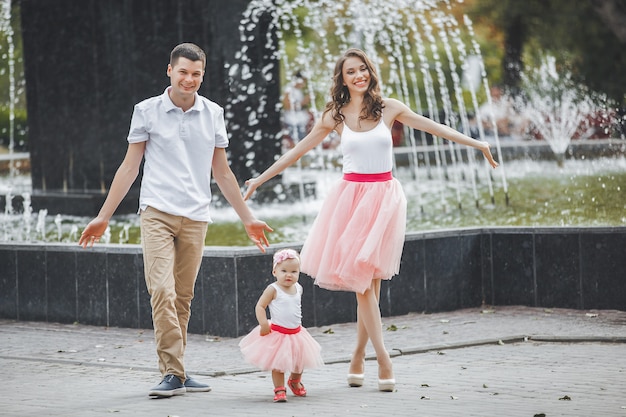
[1,227,625,337]
[19,0,280,216]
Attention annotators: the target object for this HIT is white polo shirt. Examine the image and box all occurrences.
[127,87,228,222]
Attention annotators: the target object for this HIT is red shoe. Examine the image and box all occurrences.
[287,378,307,397]
[273,387,287,402]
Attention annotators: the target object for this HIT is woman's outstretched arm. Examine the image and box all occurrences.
[385,98,499,168]
[244,112,335,200]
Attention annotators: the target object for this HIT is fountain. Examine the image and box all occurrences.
[1,0,622,245]
[231,0,510,210]
[5,0,621,245]
[0,1,625,336]
[1,0,624,245]
[513,55,615,167]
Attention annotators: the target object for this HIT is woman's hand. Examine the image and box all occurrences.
[243,177,262,201]
[480,141,499,169]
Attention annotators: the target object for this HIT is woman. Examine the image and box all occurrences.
[244,48,499,392]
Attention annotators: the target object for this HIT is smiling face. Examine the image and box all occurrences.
[272,257,301,290]
[342,56,371,96]
[167,57,204,103]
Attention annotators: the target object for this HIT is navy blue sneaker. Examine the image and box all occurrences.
[149,374,186,397]
[184,374,212,392]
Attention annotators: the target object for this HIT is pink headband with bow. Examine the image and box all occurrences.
[273,249,300,267]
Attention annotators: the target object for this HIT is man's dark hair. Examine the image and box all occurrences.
[170,43,206,70]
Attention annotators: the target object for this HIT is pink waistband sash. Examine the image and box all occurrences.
[270,323,302,334]
[343,171,393,182]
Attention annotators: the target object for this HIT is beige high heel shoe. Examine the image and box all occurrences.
[378,358,395,391]
[378,378,396,392]
[347,373,365,387]
[347,357,365,387]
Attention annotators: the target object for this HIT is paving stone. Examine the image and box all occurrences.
[1,306,625,416]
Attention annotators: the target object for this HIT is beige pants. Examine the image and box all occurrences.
[140,206,208,380]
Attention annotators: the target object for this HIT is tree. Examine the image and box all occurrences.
[542,0,626,106]
[466,0,548,94]
[467,0,626,105]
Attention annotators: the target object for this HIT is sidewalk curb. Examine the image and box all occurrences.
[3,335,624,378]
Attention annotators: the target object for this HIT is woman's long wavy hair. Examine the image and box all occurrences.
[323,48,384,129]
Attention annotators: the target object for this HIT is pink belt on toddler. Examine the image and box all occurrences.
[343,171,392,182]
[270,323,301,334]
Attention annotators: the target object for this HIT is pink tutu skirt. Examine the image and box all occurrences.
[300,177,407,294]
[239,324,324,373]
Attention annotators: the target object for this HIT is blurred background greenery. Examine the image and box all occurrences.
[1,0,624,153]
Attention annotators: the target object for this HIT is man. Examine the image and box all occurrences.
[79,43,272,397]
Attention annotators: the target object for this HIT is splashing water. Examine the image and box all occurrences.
[516,55,611,164]
[54,214,62,241]
[229,0,509,212]
[1,1,622,246]
[35,208,47,241]
[21,193,31,239]
[2,0,512,242]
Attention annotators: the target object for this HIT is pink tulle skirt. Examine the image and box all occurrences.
[239,324,324,373]
[300,177,407,294]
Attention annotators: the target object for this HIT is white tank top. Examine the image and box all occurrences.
[340,118,393,174]
[268,282,302,329]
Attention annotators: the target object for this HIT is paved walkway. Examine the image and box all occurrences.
[2,305,626,416]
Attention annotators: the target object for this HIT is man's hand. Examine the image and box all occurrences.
[244,220,273,253]
[78,217,109,248]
